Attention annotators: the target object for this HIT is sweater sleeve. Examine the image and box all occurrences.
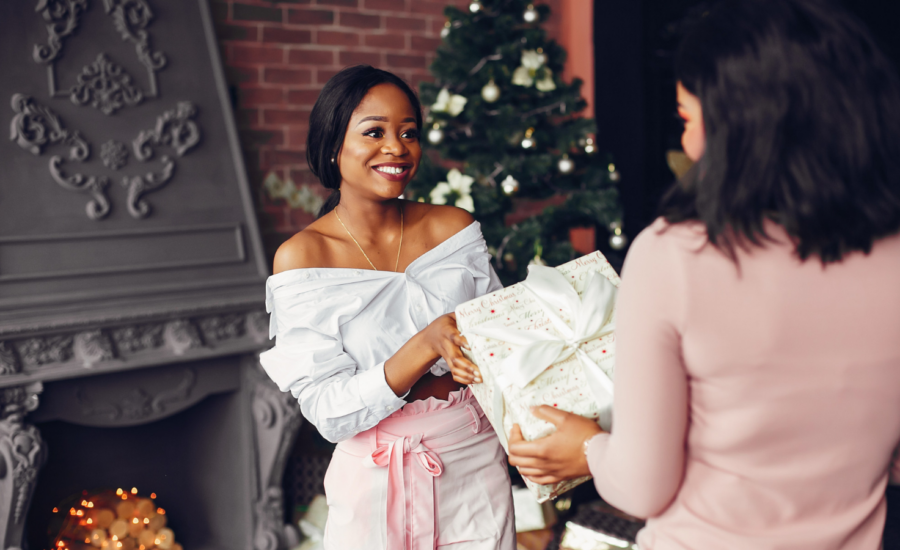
[260,278,407,443]
[586,223,690,518]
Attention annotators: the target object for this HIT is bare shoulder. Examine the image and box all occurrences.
[405,202,475,242]
[272,220,331,274]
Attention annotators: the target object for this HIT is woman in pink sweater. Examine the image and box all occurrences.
[507,0,900,548]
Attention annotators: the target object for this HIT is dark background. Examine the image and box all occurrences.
[593,0,900,241]
[591,1,900,546]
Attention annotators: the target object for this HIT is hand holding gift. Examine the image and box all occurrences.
[455,251,619,501]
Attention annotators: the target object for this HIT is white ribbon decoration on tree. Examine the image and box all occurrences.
[464,265,617,447]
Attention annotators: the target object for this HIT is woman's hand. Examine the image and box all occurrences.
[423,313,482,385]
[508,405,606,484]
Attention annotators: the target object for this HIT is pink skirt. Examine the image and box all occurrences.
[323,388,516,550]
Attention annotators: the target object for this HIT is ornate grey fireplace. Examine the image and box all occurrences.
[0,1,299,549]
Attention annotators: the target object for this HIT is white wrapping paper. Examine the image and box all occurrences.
[455,251,620,502]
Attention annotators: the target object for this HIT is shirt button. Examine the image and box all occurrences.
[386,405,393,411]
[355,270,363,276]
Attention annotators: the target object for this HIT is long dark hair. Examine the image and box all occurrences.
[660,0,900,262]
[307,65,423,218]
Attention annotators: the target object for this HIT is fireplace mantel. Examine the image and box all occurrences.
[0,1,299,548]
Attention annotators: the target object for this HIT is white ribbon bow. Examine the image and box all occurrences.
[464,265,617,446]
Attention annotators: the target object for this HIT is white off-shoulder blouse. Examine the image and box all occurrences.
[260,221,503,443]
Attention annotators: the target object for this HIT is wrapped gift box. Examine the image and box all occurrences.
[455,251,620,502]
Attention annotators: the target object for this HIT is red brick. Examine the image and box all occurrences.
[317,0,358,6]
[410,72,435,85]
[288,49,335,66]
[263,109,312,124]
[265,149,309,165]
[241,129,285,147]
[340,51,382,66]
[233,3,282,23]
[411,35,441,51]
[287,89,322,105]
[364,0,407,10]
[386,16,426,31]
[364,33,405,49]
[340,12,381,29]
[240,87,284,107]
[264,67,312,84]
[232,45,284,64]
[386,53,426,68]
[318,31,360,47]
[262,27,312,44]
[290,168,319,184]
[225,65,260,85]
[287,8,335,25]
[290,208,316,230]
[287,127,310,147]
[410,0,446,16]
[216,23,258,42]
[317,69,342,84]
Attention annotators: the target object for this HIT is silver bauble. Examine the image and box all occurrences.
[481,80,500,103]
[521,137,535,149]
[469,1,482,13]
[609,232,628,250]
[558,156,574,174]
[427,125,444,145]
[609,170,621,182]
[440,23,450,38]
[523,4,538,22]
[500,175,520,195]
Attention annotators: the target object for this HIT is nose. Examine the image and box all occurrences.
[380,132,409,156]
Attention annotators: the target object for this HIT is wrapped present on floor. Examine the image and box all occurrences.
[455,251,620,502]
[558,500,644,550]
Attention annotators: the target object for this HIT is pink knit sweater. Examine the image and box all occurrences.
[587,218,900,549]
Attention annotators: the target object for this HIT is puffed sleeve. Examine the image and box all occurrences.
[586,220,690,518]
[260,275,407,443]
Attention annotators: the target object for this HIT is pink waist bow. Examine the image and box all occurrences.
[341,399,486,550]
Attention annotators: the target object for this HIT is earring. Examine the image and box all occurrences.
[331,156,336,165]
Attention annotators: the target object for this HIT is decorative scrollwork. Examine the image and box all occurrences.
[10,94,111,220]
[73,330,116,367]
[0,343,23,376]
[124,102,201,218]
[71,54,144,115]
[15,335,74,368]
[103,0,167,74]
[10,94,87,159]
[76,369,196,421]
[100,139,128,170]
[33,0,88,64]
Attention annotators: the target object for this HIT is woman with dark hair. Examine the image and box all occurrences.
[507,0,900,547]
[260,65,515,549]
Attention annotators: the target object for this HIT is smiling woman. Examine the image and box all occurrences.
[260,66,516,550]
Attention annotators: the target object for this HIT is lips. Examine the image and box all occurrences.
[372,162,413,182]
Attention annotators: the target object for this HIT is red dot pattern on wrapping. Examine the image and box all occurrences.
[489,353,494,356]
[602,350,607,353]
[491,309,495,313]
[553,404,557,407]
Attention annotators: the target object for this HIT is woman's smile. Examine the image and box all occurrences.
[373,162,413,181]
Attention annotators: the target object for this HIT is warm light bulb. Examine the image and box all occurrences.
[87,519,93,524]
[53,508,59,513]
[131,488,138,494]
[157,508,165,515]
[143,518,149,524]
[150,493,156,500]
[116,489,124,496]
[133,518,139,524]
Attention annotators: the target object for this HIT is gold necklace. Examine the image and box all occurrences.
[334,203,403,272]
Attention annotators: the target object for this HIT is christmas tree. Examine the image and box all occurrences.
[407,0,625,284]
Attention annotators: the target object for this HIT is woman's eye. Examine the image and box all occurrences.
[362,128,384,138]
[402,130,420,140]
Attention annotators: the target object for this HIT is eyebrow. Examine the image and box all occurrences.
[355,115,417,127]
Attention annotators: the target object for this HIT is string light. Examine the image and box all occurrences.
[150,493,157,499]
[131,488,138,494]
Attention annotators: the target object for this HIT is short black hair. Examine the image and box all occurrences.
[661,0,900,263]
[307,65,423,218]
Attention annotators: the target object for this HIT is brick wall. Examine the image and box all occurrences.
[211,0,562,258]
